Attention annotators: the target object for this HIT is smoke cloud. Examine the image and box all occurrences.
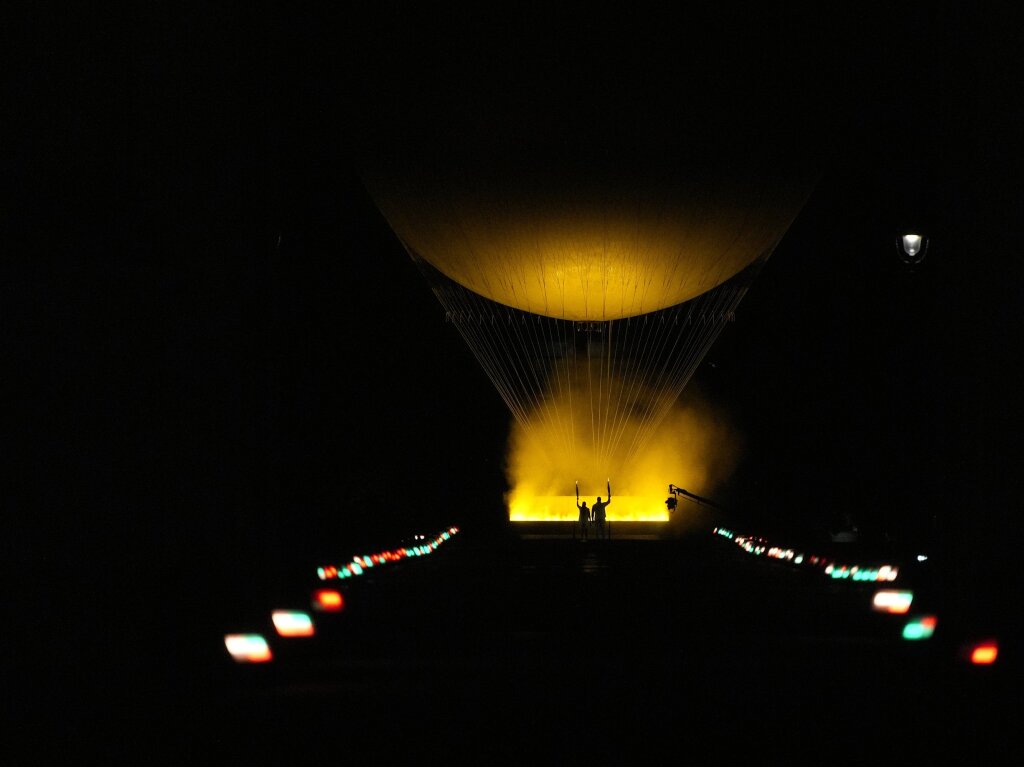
[504,374,743,521]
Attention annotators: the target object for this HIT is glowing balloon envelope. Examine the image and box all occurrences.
[341,13,855,518]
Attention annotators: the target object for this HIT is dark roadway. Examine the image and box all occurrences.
[176,517,1017,762]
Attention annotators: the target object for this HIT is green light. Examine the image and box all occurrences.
[902,615,937,640]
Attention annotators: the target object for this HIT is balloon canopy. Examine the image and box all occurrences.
[361,147,812,321]
[337,9,867,512]
[343,10,847,320]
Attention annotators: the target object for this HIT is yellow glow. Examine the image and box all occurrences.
[504,381,742,521]
[356,52,821,323]
[373,195,799,320]
[509,495,668,522]
[970,643,998,665]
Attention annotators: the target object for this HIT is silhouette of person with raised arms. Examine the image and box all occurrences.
[592,488,611,540]
[577,499,590,540]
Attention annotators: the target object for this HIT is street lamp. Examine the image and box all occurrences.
[897,231,929,265]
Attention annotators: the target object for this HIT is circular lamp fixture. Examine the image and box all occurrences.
[897,232,929,265]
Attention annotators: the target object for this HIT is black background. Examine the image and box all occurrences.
[6,2,1022,712]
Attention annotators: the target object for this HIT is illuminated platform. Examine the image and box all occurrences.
[508,495,669,523]
[510,520,694,541]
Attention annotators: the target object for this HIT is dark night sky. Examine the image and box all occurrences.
[7,3,1023,685]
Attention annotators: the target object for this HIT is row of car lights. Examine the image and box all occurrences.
[223,527,460,663]
[315,528,457,581]
[714,527,900,582]
[712,526,998,665]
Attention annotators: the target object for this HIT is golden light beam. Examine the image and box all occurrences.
[504,381,743,522]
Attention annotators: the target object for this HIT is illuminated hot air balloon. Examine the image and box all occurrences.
[342,12,850,520]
